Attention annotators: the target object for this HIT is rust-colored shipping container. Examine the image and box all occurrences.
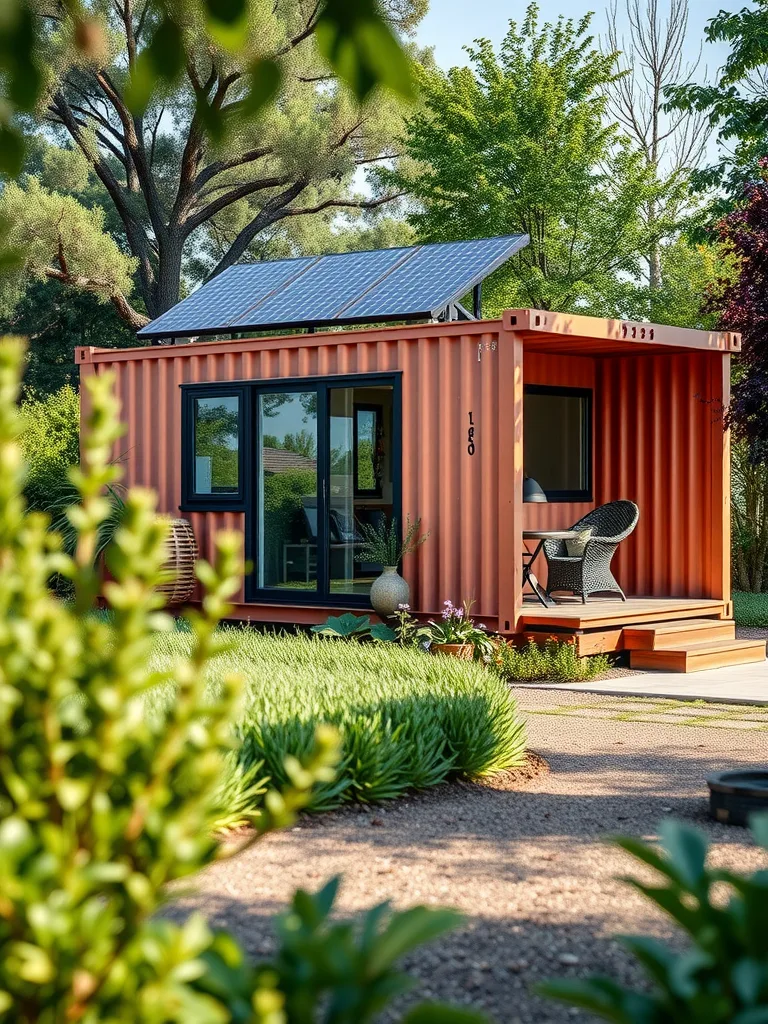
[77,306,738,642]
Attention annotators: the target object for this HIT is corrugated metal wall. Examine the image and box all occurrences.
[80,321,729,625]
[596,350,729,600]
[84,323,512,620]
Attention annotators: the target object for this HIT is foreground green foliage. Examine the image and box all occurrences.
[733,591,768,628]
[148,631,528,810]
[0,0,415,178]
[0,338,483,1022]
[496,638,611,682]
[542,816,768,1023]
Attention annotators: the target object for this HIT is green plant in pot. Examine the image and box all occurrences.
[355,515,428,618]
[420,599,497,660]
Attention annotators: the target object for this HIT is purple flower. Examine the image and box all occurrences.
[397,603,410,611]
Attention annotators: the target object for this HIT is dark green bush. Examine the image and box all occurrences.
[148,631,528,811]
[541,816,768,1023]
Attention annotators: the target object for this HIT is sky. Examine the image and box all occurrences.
[415,0,742,74]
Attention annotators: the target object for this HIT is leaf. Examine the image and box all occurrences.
[370,623,396,642]
[658,819,709,890]
[124,19,185,115]
[204,0,247,27]
[311,613,371,637]
[538,977,655,1023]
[0,125,25,176]
[315,0,414,101]
[241,59,281,116]
[367,907,463,975]
[750,812,768,850]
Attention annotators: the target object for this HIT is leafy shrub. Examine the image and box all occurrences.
[147,631,528,810]
[311,611,396,641]
[0,338,485,1023]
[496,637,611,682]
[541,816,768,1023]
[733,590,768,627]
[17,383,79,511]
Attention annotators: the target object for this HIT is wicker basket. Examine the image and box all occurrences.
[156,517,198,606]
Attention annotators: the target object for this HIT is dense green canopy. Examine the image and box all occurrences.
[391,5,659,316]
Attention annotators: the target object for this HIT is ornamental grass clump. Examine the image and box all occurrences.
[0,338,487,1023]
[496,637,611,682]
[147,630,528,810]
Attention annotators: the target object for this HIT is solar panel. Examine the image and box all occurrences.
[137,234,529,340]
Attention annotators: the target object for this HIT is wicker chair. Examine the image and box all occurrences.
[543,500,639,603]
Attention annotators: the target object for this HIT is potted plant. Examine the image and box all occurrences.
[420,600,496,660]
[354,515,428,618]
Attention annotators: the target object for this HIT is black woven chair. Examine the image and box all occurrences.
[543,500,639,603]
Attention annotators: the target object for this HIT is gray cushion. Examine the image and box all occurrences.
[565,528,593,558]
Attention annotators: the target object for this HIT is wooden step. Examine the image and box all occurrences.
[624,618,736,651]
[630,638,766,673]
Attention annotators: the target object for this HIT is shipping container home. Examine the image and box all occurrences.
[77,237,765,672]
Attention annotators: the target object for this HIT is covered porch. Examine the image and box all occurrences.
[506,310,763,670]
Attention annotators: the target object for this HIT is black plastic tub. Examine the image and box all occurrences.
[707,770,768,826]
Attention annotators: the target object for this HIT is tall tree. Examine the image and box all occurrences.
[5,0,424,330]
[393,4,656,315]
[604,0,710,301]
[666,0,768,206]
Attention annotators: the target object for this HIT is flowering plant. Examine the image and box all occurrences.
[419,599,497,659]
[390,602,423,646]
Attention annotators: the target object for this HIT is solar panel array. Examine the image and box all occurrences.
[138,234,529,340]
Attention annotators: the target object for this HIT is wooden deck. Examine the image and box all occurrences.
[519,597,728,630]
[518,597,729,656]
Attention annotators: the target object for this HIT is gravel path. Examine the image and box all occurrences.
[176,690,768,1023]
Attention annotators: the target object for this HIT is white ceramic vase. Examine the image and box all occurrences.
[370,565,410,619]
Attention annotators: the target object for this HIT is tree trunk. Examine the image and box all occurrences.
[154,230,185,317]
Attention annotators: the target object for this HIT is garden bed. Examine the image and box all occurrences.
[148,629,527,813]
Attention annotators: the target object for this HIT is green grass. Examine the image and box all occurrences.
[495,637,612,683]
[147,629,528,814]
[733,591,768,628]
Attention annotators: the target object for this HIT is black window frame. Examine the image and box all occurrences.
[181,383,248,510]
[523,383,593,502]
[180,372,402,609]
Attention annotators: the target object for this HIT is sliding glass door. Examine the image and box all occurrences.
[250,375,399,606]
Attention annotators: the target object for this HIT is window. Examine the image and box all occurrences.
[182,387,245,507]
[524,385,592,501]
[181,373,401,607]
